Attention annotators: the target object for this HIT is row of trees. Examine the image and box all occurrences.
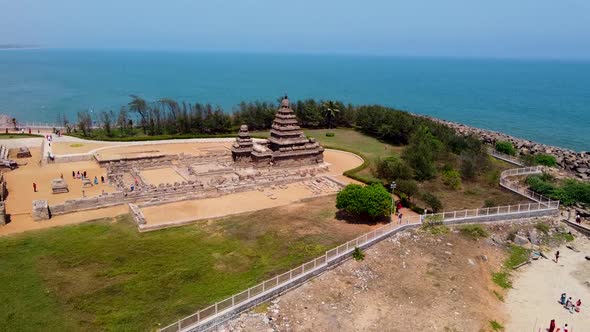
[70,96,352,137]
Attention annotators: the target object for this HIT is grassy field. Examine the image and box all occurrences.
[0,133,43,139]
[0,196,372,331]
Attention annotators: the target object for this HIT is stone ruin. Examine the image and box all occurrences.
[232,96,324,167]
[16,147,32,158]
[32,200,50,221]
[51,178,69,194]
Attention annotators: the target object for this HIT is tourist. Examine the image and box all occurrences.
[94,176,98,185]
[72,170,75,179]
[398,212,403,224]
[563,323,569,332]
[82,190,86,198]
[565,297,574,313]
[575,298,581,312]
[576,214,581,224]
[83,171,87,178]
[60,173,63,179]
[33,182,37,192]
[560,293,567,305]
[555,250,560,263]
[100,176,104,184]
[549,319,556,332]
[130,184,135,192]
[76,171,80,179]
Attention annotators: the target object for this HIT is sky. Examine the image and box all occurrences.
[1,0,590,59]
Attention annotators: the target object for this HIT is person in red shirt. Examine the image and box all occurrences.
[33,182,37,192]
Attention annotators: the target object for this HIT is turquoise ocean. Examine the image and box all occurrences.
[0,49,588,151]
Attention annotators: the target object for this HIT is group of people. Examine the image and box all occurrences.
[560,293,582,313]
[72,170,104,186]
[548,319,570,332]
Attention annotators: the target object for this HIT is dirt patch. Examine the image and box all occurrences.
[218,228,508,332]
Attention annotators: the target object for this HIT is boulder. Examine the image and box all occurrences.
[513,234,530,246]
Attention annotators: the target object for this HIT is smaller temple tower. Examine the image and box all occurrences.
[231,125,254,163]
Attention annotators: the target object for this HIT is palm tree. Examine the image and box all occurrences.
[322,101,340,129]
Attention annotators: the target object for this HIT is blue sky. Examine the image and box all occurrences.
[1,0,590,59]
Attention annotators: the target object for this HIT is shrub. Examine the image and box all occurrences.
[495,141,516,156]
[325,132,335,137]
[534,153,557,167]
[490,320,504,331]
[504,245,530,269]
[459,224,489,239]
[336,183,392,219]
[352,247,365,261]
[442,168,462,190]
[396,179,419,200]
[421,192,443,212]
[535,222,550,235]
[485,169,501,187]
[374,156,414,181]
[484,198,496,208]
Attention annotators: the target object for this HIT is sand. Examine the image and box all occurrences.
[141,182,321,225]
[140,167,187,185]
[94,142,232,161]
[2,148,115,215]
[51,142,111,155]
[505,236,590,331]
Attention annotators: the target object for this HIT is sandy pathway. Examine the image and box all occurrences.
[505,236,590,331]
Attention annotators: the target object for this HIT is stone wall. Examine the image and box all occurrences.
[424,116,590,180]
[48,192,125,216]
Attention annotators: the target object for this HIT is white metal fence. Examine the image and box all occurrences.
[161,216,422,332]
[160,165,559,332]
[489,148,524,166]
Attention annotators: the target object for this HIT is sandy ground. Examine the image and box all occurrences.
[505,236,590,332]
[140,167,187,185]
[0,205,128,237]
[142,182,322,225]
[217,228,507,332]
[2,148,115,215]
[94,142,232,161]
[51,142,111,155]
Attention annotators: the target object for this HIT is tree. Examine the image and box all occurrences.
[128,95,149,134]
[374,156,414,181]
[99,110,114,137]
[396,179,419,201]
[117,107,130,136]
[77,111,92,137]
[421,192,443,212]
[11,118,16,130]
[322,100,340,129]
[402,126,442,181]
[336,183,391,219]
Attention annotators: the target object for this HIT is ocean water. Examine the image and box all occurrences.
[0,49,589,151]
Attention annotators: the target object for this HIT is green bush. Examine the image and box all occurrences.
[484,198,497,208]
[374,156,414,181]
[526,175,590,206]
[495,141,516,156]
[325,132,335,137]
[396,179,419,200]
[336,183,392,219]
[534,153,557,167]
[490,320,504,331]
[442,168,462,190]
[504,245,530,269]
[352,247,365,261]
[535,222,550,235]
[459,224,489,239]
[421,192,443,212]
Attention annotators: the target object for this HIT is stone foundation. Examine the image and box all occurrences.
[32,200,50,221]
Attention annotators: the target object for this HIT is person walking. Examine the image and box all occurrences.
[33,182,37,192]
[93,176,98,185]
[72,171,75,179]
[560,293,567,305]
[398,212,403,224]
[100,175,104,184]
[576,214,581,224]
[563,323,569,332]
[555,250,560,263]
[549,319,556,332]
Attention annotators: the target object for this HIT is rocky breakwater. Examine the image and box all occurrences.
[425,116,590,180]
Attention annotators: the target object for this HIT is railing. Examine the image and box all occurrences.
[489,148,524,166]
[161,165,560,332]
[160,216,422,332]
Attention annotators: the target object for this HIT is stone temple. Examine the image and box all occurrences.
[232,96,324,166]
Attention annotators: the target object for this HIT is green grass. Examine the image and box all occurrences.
[492,272,512,289]
[491,245,530,289]
[554,232,575,242]
[490,320,504,331]
[504,245,531,269]
[458,224,489,240]
[535,222,550,235]
[422,224,450,235]
[0,197,364,331]
[0,133,43,139]
[493,290,504,302]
